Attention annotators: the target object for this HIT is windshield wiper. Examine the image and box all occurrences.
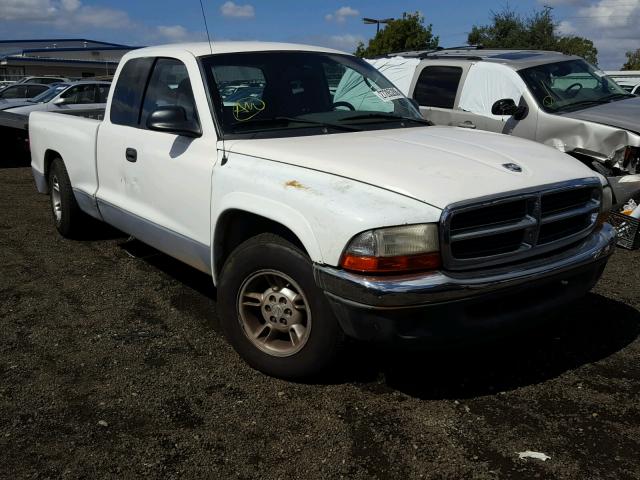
[599,93,636,102]
[339,113,432,126]
[558,93,637,112]
[232,116,361,132]
[556,99,610,112]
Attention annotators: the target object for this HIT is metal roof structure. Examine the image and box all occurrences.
[0,39,141,80]
[375,46,581,69]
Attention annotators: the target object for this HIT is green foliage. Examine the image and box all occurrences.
[556,37,598,65]
[622,49,640,70]
[355,12,439,58]
[468,7,598,65]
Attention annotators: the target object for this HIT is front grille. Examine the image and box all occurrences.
[441,179,601,271]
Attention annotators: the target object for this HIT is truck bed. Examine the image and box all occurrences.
[0,108,105,132]
[29,110,103,197]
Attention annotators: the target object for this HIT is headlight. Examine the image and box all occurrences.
[597,185,613,226]
[340,224,441,274]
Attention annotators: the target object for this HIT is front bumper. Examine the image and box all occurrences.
[314,224,616,342]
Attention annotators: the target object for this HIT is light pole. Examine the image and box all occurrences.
[363,17,394,34]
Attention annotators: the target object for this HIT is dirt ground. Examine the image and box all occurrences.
[1,165,639,480]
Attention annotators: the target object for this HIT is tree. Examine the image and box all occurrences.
[355,12,439,58]
[468,7,598,65]
[556,37,598,65]
[622,49,640,70]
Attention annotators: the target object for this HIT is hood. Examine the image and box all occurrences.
[226,126,598,208]
[560,96,640,134]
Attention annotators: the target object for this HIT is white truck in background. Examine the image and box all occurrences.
[29,42,615,379]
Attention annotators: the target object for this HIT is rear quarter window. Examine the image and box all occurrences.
[413,66,463,109]
[110,57,154,126]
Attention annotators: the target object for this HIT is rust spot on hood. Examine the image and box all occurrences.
[284,180,309,190]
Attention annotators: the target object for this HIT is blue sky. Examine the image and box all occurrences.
[1,1,638,69]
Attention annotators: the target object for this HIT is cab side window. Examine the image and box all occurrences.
[413,66,463,109]
[110,57,154,127]
[140,58,199,129]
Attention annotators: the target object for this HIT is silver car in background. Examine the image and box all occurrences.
[2,81,110,115]
[369,49,640,176]
[15,76,70,85]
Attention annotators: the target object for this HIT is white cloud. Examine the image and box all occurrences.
[548,0,640,68]
[220,1,255,18]
[325,6,359,23]
[0,0,133,29]
[326,33,364,51]
[69,5,132,29]
[0,0,57,21]
[156,25,189,42]
[539,0,590,5]
[557,20,577,35]
[61,0,80,12]
[299,33,364,53]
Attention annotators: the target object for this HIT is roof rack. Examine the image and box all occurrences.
[369,45,485,60]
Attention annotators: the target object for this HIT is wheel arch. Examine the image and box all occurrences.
[212,201,323,285]
[43,149,62,181]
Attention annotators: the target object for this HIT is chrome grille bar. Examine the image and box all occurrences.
[440,178,602,271]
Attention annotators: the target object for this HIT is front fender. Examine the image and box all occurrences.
[210,152,442,284]
[212,191,323,277]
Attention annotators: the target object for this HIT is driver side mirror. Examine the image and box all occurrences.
[146,106,202,138]
[53,97,68,106]
[491,98,528,120]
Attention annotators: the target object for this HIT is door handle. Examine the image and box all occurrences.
[458,121,476,129]
[125,148,137,163]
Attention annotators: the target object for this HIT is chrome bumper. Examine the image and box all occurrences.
[314,225,615,342]
[315,224,615,309]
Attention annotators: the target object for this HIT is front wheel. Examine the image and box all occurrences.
[218,233,344,379]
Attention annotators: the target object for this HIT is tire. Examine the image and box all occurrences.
[218,233,344,379]
[48,158,87,238]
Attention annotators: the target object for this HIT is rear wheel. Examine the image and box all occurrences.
[48,158,87,238]
[218,233,343,379]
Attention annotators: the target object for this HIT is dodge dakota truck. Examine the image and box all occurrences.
[30,42,616,379]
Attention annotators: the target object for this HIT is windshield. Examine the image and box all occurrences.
[30,84,69,103]
[519,59,631,113]
[201,51,425,137]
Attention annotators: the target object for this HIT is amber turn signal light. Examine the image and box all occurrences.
[340,252,442,274]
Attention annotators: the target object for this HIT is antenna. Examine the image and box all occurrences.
[199,0,213,54]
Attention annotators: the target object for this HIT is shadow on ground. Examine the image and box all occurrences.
[111,238,640,401]
[336,294,640,400]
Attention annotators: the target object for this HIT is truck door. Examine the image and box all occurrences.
[96,55,219,274]
[410,63,481,130]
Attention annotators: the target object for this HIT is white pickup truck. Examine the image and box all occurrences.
[30,42,616,379]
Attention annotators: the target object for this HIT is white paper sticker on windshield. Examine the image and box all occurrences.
[374,87,404,102]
